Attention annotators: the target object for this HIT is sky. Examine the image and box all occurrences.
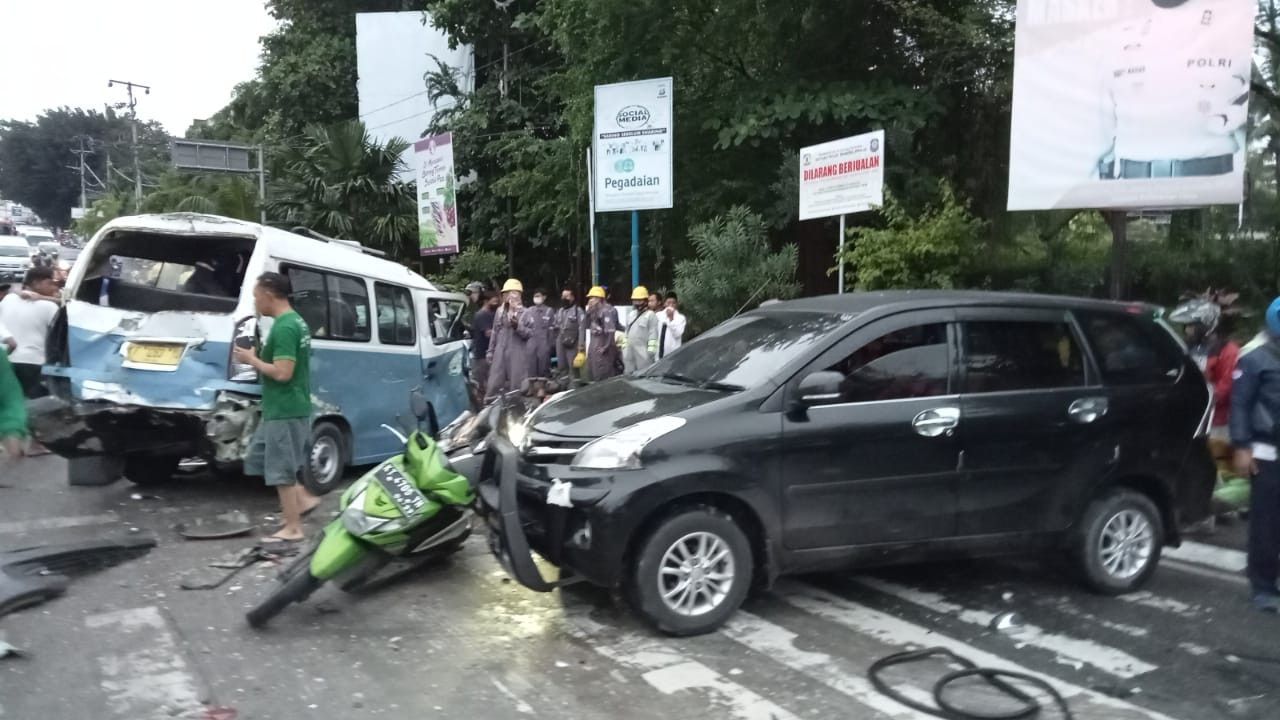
[0,0,277,135]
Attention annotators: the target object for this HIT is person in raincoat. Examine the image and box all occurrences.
[623,285,660,374]
[485,279,531,401]
[584,286,621,381]
[522,288,556,378]
[555,287,585,380]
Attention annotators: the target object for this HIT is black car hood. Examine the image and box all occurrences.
[530,377,725,438]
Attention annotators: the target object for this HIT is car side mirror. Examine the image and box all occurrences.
[796,371,845,407]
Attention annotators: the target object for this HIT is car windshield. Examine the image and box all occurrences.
[640,311,853,390]
[0,246,28,258]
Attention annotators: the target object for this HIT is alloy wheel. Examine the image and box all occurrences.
[657,531,736,617]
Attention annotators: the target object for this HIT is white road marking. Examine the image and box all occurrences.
[1037,597,1150,638]
[776,580,1182,720]
[1117,591,1205,619]
[84,606,205,720]
[0,512,120,534]
[1163,541,1247,574]
[720,610,935,719]
[489,677,535,715]
[563,611,801,720]
[857,577,1157,679]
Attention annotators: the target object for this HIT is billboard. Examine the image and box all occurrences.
[1007,0,1253,211]
[593,77,674,212]
[356,12,474,180]
[799,130,885,221]
[415,133,459,257]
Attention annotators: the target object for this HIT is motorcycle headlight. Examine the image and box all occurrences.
[571,416,686,471]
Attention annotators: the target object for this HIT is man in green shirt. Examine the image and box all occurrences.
[233,272,318,544]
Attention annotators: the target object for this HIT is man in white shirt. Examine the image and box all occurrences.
[657,292,687,360]
[0,266,59,399]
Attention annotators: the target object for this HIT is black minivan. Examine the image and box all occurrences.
[476,291,1216,635]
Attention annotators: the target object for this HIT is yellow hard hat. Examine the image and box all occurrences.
[587,286,606,299]
[631,286,650,301]
[501,278,524,293]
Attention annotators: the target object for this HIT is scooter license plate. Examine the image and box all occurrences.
[374,465,429,517]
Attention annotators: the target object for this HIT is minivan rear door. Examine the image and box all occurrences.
[954,307,1113,536]
[779,309,961,549]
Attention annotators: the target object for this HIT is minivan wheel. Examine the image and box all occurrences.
[628,507,752,636]
[1073,489,1163,595]
[303,422,347,496]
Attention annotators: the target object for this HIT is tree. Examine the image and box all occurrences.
[266,120,417,260]
[674,206,800,331]
[429,247,508,292]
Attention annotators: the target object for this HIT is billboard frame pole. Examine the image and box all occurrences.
[631,211,640,288]
[257,146,266,225]
[587,147,599,286]
[837,214,846,294]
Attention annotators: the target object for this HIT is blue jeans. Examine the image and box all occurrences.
[1249,459,1280,596]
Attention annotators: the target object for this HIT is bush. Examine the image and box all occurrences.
[674,206,801,332]
[429,247,508,292]
[839,182,986,290]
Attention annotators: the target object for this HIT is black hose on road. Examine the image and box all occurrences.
[868,647,1074,720]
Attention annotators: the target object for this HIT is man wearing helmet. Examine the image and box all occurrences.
[1170,294,1240,456]
[584,286,621,381]
[485,279,531,401]
[1229,297,1280,612]
[623,285,660,374]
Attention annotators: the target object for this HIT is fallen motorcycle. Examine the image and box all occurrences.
[246,392,474,628]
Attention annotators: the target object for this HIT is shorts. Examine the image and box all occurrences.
[244,418,310,487]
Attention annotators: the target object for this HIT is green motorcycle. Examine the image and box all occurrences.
[247,395,474,628]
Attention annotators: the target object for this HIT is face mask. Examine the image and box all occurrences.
[533,297,545,305]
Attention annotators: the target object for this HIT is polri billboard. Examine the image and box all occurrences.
[1007,0,1253,211]
[593,77,674,212]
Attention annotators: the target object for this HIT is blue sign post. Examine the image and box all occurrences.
[630,211,640,287]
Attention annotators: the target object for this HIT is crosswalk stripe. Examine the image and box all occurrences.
[721,610,935,719]
[562,610,803,720]
[856,576,1158,678]
[1163,541,1247,574]
[84,606,206,720]
[1117,591,1205,619]
[774,580,1182,720]
[0,512,120,534]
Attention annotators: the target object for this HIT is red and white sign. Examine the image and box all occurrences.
[799,130,885,221]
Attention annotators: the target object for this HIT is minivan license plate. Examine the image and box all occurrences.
[374,464,428,516]
[125,343,185,367]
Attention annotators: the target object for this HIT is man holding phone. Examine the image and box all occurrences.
[233,272,318,547]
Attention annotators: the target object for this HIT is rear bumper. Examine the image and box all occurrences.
[0,268,26,283]
[474,435,623,591]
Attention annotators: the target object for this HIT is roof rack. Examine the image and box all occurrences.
[289,226,388,258]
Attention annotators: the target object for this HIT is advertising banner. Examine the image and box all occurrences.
[798,130,886,221]
[414,133,459,257]
[593,77,674,212]
[1007,0,1253,211]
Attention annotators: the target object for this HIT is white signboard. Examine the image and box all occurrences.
[593,77,674,212]
[70,207,86,220]
[798,130,885,221]
[414,133,459,257]
[1007,0,1253,211]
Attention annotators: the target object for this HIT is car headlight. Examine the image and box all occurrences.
[571,416,686,471]
[505,412,530,451]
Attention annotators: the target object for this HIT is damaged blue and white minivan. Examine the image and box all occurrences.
[33,213,472,492]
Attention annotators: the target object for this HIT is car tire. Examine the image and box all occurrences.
[122,456,181,486]
[303,422,347,496]
[627,506,753,637]
[1073,489,1164,595]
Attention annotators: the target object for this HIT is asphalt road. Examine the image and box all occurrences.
[0,456,1276,720]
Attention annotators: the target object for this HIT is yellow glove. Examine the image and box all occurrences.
[573,351,586,369]
[615,330,628,348]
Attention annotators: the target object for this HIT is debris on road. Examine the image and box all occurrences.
[175,510,255,540]
[0,639,25,659]
[0,535,156,618]
[179,547,272,590]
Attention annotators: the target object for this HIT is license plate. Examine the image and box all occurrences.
[125,342,185,367]
[374,464,429,517]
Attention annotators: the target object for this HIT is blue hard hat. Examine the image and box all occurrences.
[1266,297,1280,337]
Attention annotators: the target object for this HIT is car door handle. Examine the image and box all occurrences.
[1067,397,1109,424]
[912,407,960,438]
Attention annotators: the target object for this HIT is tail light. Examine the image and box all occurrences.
[228,316,258,383]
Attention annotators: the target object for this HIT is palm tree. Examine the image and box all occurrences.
[266,120,417,260]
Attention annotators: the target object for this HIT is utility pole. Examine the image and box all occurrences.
[71,136,94,211]
[108,79,150,208]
